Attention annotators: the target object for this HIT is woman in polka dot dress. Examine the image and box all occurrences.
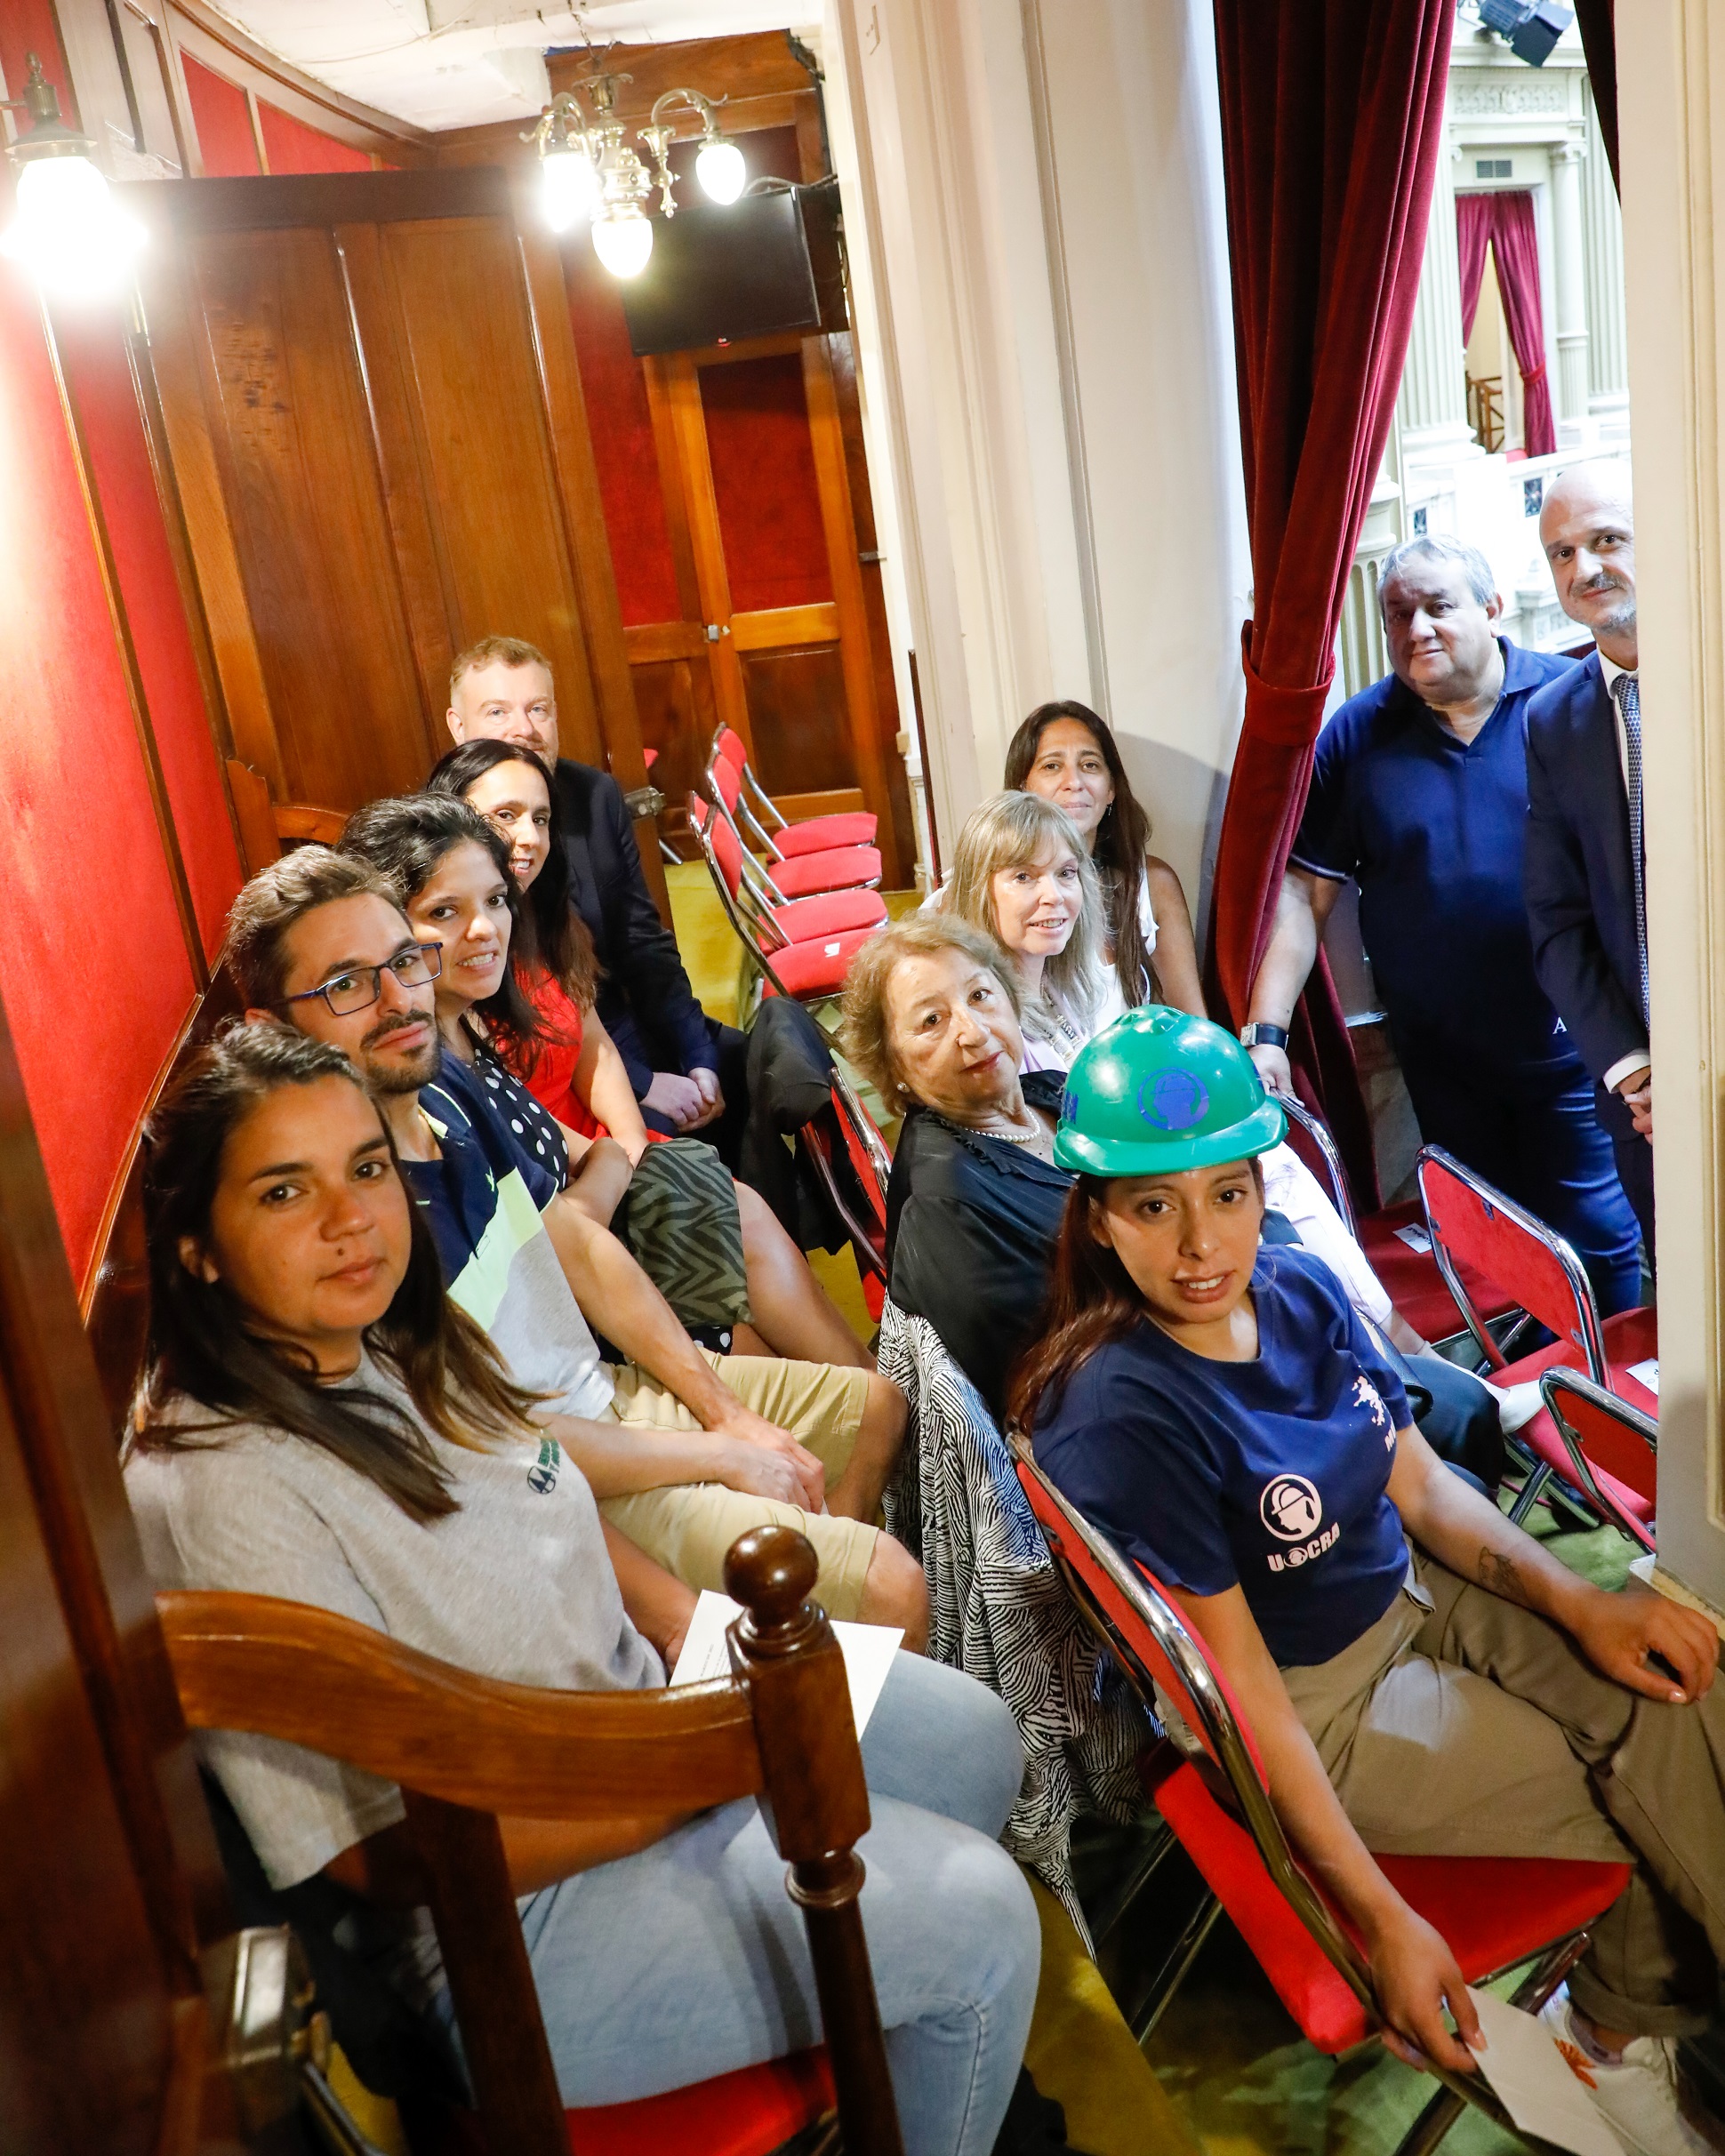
[349,782,875,1373]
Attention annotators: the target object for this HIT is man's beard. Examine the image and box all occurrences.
[360,1014,441,1095]
[1576,577,1636,638]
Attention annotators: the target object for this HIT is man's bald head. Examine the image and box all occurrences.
[1539,462,1637,663]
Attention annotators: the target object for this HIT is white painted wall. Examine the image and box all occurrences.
[1031,0,1251,921]
[825,0,1249,917]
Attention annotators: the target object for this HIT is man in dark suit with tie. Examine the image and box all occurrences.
[445,636,747,1162]
[1524,464,1654,1261]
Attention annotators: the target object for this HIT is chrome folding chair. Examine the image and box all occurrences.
[1539,1366,1658,1553]
[706,737,883,899]
[1012,1432,1633,2156]
[1272,1091,1513,1351]
[1417,1147,1657,1533]
[710,724,878,860]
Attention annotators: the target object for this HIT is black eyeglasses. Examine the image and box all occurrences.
[279,942,443,1019]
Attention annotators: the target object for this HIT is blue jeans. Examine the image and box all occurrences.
[1400,1062,1643,1316]
[447,1655,1039,2156]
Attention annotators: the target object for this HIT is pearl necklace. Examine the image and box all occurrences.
[938,1110,1049,1149]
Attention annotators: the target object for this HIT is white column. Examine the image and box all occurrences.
[1549,140,1592,445]
[1580,83,1630,446]
[1398,134,1481,525]
[1617,0,1725,1611]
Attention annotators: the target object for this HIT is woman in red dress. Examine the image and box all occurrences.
[426,741,872,1371]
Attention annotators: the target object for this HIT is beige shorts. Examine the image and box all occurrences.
[598,1351,880,1619]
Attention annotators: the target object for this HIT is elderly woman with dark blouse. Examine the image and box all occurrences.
[840,917,1068,1422]
[840,918,1505,1489]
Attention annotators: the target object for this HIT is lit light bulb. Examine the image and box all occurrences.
[541,145,597,232]
[0,154,145,299]
[591,207,653,277]
[695,137,746,205]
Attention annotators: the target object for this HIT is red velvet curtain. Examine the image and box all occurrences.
[1208,0,1454,1206]
[1457,192,1555,458]
[1575,0,1618,196]
[1456,192,1492,336]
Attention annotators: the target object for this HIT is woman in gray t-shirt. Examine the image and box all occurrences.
[122,1021,1038,2156]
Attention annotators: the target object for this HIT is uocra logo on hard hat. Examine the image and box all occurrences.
[1054,1006,1286,1178]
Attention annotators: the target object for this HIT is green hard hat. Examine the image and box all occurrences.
[1054,1006,1286,1177]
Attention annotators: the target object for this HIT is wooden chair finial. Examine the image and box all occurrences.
[725,1522,820,1636]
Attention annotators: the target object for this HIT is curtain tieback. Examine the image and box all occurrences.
[1522,362,1548,385]
[1240,621,1335,747]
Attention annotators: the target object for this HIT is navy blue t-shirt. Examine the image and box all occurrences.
[427,1045,568,1211]
[1291,638,1579,1086]
[1031,1248,1413,1668]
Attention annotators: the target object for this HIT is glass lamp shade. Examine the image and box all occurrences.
[694,137,746,205]
[591,206,654,278]
[541,146,597,232]
[1,153,146,298]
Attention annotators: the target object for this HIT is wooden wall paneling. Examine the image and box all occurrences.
[0,968,229,1990]
[826,333,915,877]
[122,317,255,881]
[44,303,208,988]
[115,0,194,172]
[376,213,607,771]
[657,351,753,747]
[802,333,907,886]
[181,220,435,805]
[331,218,465,737]
[132,197,281,790]
[547,32,814,115]
[512,196,662,809]
[0,1359,171,2156]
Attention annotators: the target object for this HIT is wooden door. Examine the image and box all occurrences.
[639,330,911,883]
[128,165,663,904]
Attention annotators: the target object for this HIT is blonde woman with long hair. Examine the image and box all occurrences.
[939,793,1111,1071]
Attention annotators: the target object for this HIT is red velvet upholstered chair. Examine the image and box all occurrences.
[1416,1147,1657,1532]
[1012,1435,1633,2156]
[158,1528,903,2156]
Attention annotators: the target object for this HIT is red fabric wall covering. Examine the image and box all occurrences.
[702,352,832,613]
[181,52,261,177]
[0,269,198,1286]
[1208,0,1455,1206]
[0,0,74,122]
[563,242,682,627]
[258,101,373,176]
[52,315,242,958]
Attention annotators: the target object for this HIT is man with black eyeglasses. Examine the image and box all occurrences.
[216,846,926,1640]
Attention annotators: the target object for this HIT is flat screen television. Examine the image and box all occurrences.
[619,184,846,357]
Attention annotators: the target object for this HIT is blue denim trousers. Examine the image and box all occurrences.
[473,1655,1038,2156]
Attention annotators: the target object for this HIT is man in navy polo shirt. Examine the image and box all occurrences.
[1242,535,1641,1314]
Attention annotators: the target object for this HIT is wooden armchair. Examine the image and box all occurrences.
[158,1526,905,2156]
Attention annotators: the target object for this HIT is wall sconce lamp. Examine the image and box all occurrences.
[525,72,746,280]
[0,53,144,299]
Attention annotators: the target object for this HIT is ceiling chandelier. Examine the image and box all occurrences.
[525,72,745,279]
[0,53,145,301]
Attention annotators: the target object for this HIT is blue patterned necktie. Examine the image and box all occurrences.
[1612,672,1650,1024]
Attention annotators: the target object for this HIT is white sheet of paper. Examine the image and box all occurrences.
[1464,1989,1622,2156]
[669,1591,903,1738]
[1627,1357,1658,1396]
[1394,1223,1433,1254]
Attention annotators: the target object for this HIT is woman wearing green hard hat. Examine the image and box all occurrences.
[1012,1008,1725,2152]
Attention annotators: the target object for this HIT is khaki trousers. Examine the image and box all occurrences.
[598,1353,880,1620]
[1280,1550,1725,2037]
